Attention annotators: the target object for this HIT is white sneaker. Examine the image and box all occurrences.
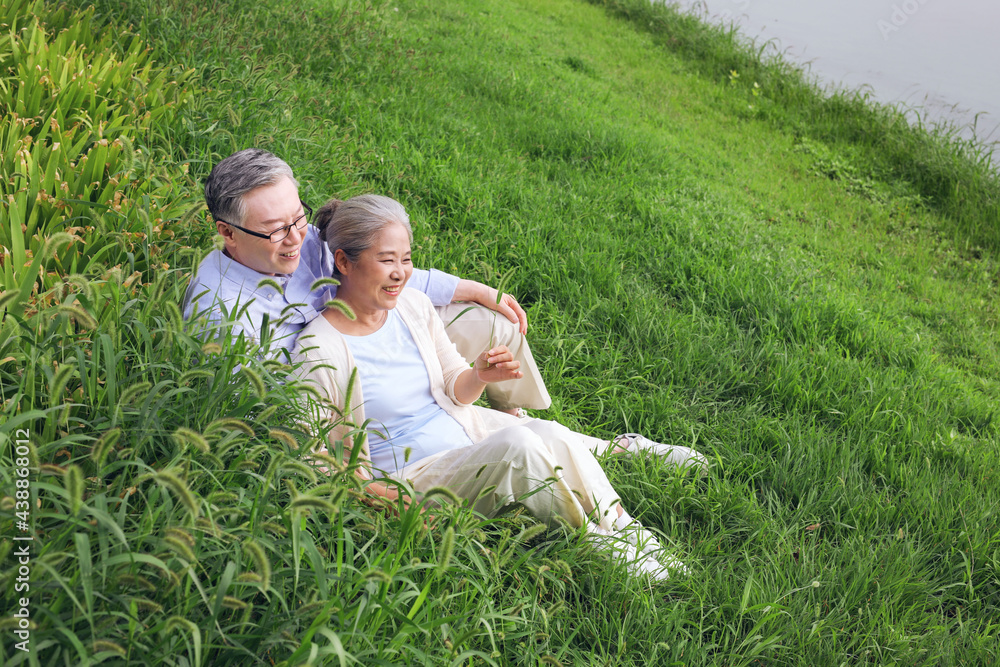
[613,513,692,577]
[642,552,690,579]
[613,512,662,557]
[613,433,709,473]
[585,523,685,582]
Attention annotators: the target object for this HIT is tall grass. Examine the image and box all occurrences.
[2,266,567,664]
[0,0,199,299]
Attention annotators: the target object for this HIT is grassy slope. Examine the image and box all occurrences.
[357,4,1000,662]
[306,2,998,663]
[10,0,999,663]
[204,0,1000,660]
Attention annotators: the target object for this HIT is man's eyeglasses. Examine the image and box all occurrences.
[219,201,313,243]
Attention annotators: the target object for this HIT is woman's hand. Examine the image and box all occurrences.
[474,345,524,384]
[454,345,523,404]
[364,480,413,514]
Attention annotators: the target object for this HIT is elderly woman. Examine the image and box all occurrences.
[293,194,698,581]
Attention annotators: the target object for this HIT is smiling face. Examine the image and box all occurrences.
[217,176,306,276]
[334,221,413,316]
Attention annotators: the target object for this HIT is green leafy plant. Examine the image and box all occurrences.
[0,0,196,296]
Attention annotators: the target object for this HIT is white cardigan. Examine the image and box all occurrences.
[292,289,519,466]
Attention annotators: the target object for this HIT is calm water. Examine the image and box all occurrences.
[669,0,1000,161]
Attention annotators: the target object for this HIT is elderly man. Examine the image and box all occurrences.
[182,148,550,414]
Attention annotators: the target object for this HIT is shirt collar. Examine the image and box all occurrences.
[213,250,290,291]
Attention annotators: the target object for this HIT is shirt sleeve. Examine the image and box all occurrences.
[181,279,249,341]
[406,268,459,306]
[181,252,261,343]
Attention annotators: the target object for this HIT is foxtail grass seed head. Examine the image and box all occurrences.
[65,463,84,516]
[200,342,223,356]
[241,366,266,399]
[276,457,318,483]
[256,278,284,294]
[206,417,254,436]
[131,597,163,614]
[324,299,357,321]
[164,616,199,637]
[66,275,97,303]
[421,485,462,506]
[259,521,288,536]
[435,526,456,578]
[256,404,279,422]
[261,358,292,373]
[163,535,197,562]
[165,527,195,546]
[119,380,153,406]
[42,232,75,261]
[170,198,200,229]
[310,450,346,473]
[153,469,200,518]
[195,517,224,539]
[91,640,126,657]
[327,487,347,509]
[310,277,340,291]
[474,483,497,503]
[48,362,77,407]
[268,427,299,450]
[207,490,239,505]
[164,301,183,330]
[221,596,249,610]
[289,494,337,514]
[57,304,98,330]
[172,426,210,454]
[517,523,548,544]
[364,568,392,583]
[59,402,72,427]
[243,539,272,592]
[91,427,121,467]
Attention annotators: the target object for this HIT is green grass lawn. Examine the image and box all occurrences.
[2,0,998,664]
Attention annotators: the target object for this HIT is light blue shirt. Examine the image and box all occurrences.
[182,224,460,355]
[343,309,473,475]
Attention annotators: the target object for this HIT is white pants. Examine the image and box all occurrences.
[395,419,620,531]
[435,303,551,411]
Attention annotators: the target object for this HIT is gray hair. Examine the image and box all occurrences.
[315,194,413,275]
[204,148,298,227]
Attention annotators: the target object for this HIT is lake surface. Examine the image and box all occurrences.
[668,0,1000,163]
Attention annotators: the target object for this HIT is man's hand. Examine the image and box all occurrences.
[452,279,528,335]
[492,292,528,335]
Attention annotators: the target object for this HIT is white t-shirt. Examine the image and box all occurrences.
[343,309,473,475]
